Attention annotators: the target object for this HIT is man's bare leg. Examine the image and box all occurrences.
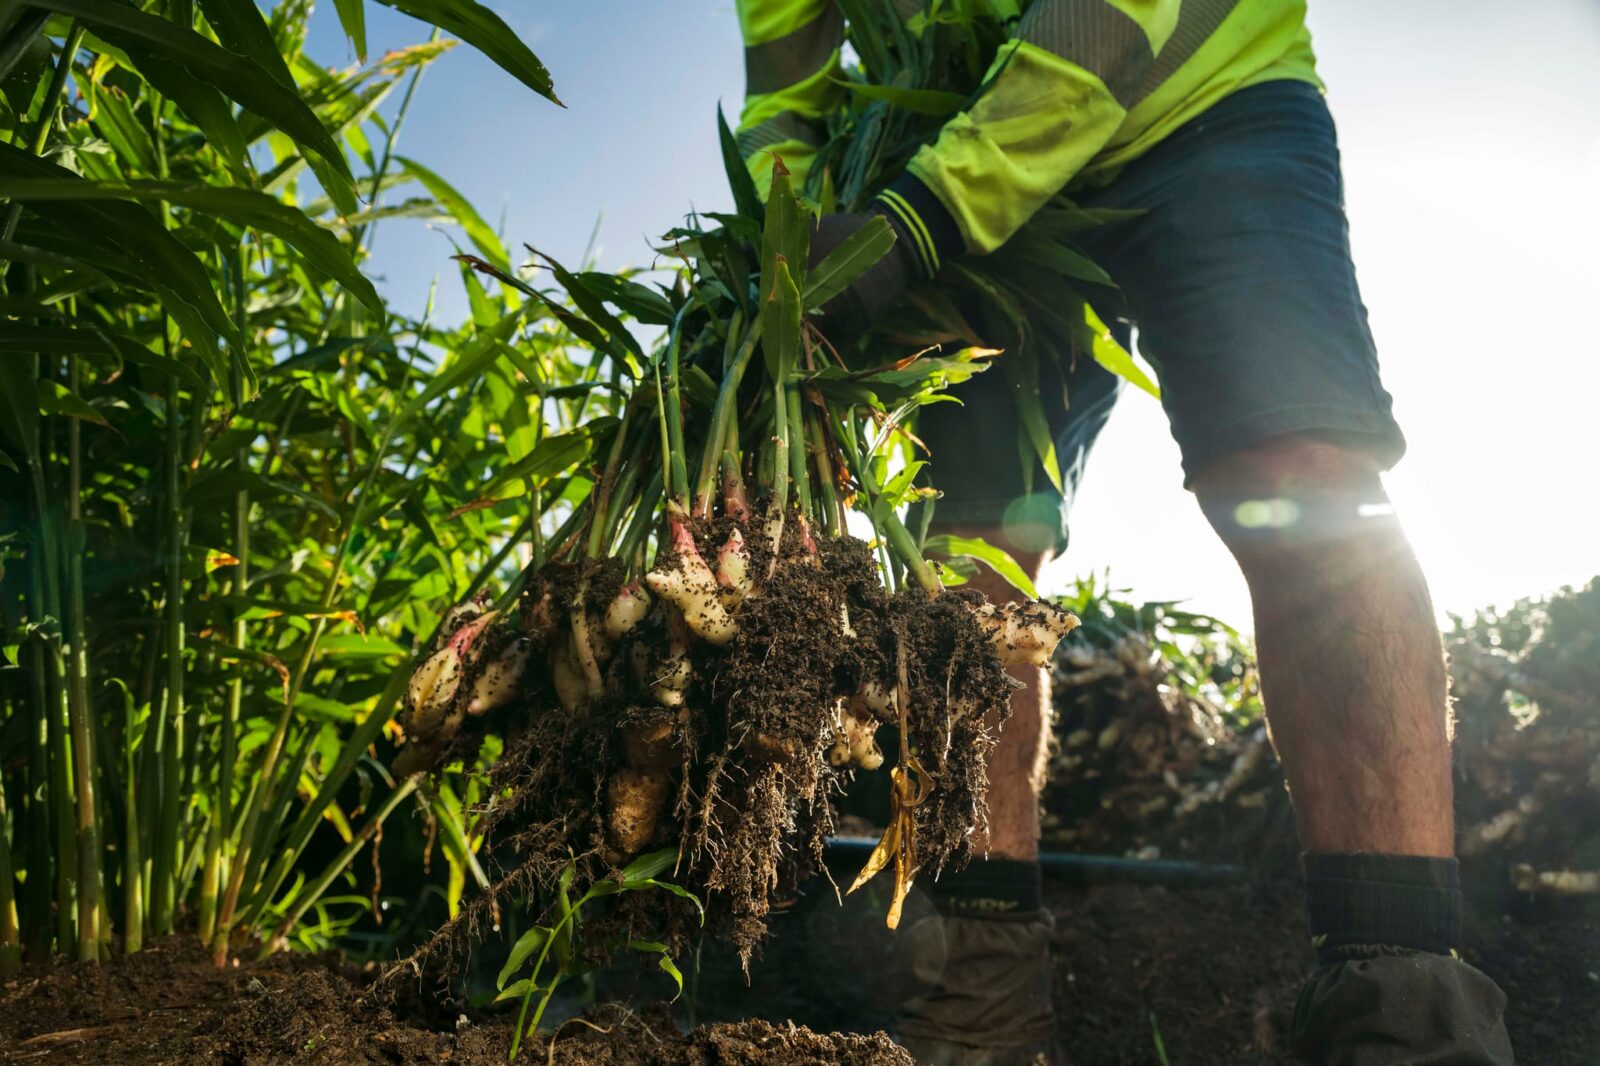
[1191,434,1453,857]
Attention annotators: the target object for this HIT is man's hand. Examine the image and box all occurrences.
[806,210,919,348]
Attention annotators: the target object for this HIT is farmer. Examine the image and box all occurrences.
[732,2,1515,1063]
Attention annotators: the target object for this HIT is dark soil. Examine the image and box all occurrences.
[5,870,1594,1063]
[0,938,909,1065]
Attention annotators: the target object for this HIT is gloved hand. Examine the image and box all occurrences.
[806,209,920,347]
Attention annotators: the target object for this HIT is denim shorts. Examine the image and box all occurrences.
[916,79,1406,553]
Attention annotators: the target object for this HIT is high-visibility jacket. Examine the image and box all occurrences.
[736,0,1319,278]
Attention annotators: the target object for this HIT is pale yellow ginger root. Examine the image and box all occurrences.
[647,519,737,645]
[603,582,652,640]
[972,601,1080,666]
[715,527,755,605]
[649,654,692,707]
[828,699,884,770]
[847,677,894,720]
[549,646,587,714]
[466,637,530,716]
[606,766,672,862]
[405,644,463,737]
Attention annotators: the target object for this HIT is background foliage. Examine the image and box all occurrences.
[0,0,611,970]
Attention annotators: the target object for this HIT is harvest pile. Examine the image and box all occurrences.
[1039,579,1282,860]
[1448,579,1600,900]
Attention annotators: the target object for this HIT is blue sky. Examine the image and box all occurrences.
[309,2,1600,629]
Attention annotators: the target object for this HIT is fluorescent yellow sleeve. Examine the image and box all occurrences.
[738,0,832,46]
[906,41,1128,254]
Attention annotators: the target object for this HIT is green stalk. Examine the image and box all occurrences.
[0,771,19,974]
[261,775,419,955]
[63,354,100,959]
[198,246,252,946]
[807,412,840,537]
[768,378,790,555]
[785,388,812,522]
[586,402,635,559]
[663,319,689,504]
[122,665,142,953]
[214,390,405,957]
[151,373,186,936]
[690,312,759,515]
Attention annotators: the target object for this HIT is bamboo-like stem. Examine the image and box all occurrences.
[63,354,101,959]
[691,313,758,516]
[122,663,143,954]
[0,767,19,974]
[151,373,186,936]
[785,388,812,522]
[663,318,689,504]
[807,410,840,538]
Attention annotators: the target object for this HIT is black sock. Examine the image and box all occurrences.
[1303,852,1461,966]
[929,858,1042,917]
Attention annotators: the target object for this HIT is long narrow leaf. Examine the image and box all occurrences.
[374,0,560,105]
[0,176,382,315]
[30,0,357,210]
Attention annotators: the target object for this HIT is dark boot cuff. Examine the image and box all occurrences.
[929,858,1042,917]
[1304,852,1461,966]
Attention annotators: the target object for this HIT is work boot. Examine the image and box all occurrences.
[1293,854,1515,1064]
[1290,949,1514,1065]
[894,859,1059,1065]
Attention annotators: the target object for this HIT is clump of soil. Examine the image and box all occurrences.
[399,518,1019,984]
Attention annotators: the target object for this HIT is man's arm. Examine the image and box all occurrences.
[875,0,1177,278]
[734,0,845,194]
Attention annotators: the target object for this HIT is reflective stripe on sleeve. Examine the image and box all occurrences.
[1016,0,1156,107]
[745,5,844,95]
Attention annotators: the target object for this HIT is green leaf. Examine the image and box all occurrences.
[474,427,598,499]
[196,0,296,89]
[717,102,762,223]
[575,272,675,326]
[332,0,367,61]
[398,156,509,271]
[527,245,642,361]
[0,143,235,387]
[497,925,551,989]
[398,311,524,422]
[620,847,678,882]
[804,215,894,310]
[624,878,706,924]
[759,162,809,307]
[832,79,966,116]
[0,324,206,387]
[1084,304,1158,398]
[0,176,383,316]
[761,256,802,382]
[185,468,338,518]
[37,380,110,427]
[374,0,560,105]
[32,0,357,210]
[923,534,1039,599]
[113,41,250,176]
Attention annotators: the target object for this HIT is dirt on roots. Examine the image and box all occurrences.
[405,526,1012,980]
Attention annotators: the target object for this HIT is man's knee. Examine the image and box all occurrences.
[1192,433,1395,561]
